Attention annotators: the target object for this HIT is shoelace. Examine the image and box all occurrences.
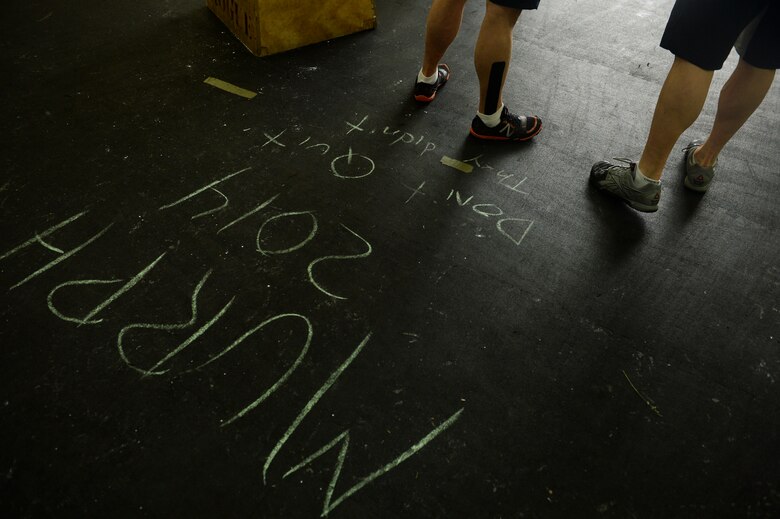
[610,157,633,165]
[604,158,635,171]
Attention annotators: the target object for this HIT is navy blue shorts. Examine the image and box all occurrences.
[660,0,779,70]
[488,0,540,10]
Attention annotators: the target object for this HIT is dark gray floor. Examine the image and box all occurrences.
[1,0,779,517]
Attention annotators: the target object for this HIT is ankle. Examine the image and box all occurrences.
[634,164,661,187]
[421,62,439,78]
[692,146,717,168]
[418,67,438,84]
[477,103,504,127]
[636,160,663,182]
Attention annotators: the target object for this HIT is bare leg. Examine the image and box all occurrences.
[693,58,776,167]
[638,57,713,180]
[421,0,469,76]
[474,1,522,114]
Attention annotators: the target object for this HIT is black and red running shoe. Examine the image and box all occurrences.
[469,106,542,141]
[413,64,450,103]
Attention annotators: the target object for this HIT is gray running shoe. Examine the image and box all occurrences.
[590,158,661,213]
[683,140,716,192]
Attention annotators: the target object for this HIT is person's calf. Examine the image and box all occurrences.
[695,59,776,167]
[421,0,468,76]
[637,57,713,180]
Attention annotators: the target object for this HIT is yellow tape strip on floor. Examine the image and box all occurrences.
[440,156,474,173]
[203,77,257,99]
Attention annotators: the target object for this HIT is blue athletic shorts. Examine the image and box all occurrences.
[488,0,540,10]
[660,0,779,70]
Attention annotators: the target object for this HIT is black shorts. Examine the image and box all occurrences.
[660,0,780,70]
[488,0,540,10]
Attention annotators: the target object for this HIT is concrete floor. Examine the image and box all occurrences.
[1,0,779,517]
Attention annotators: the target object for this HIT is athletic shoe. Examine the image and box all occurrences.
[683,140,716,192]
[413,64,450,103]
[590,158,661,213]
[469,106,542,141]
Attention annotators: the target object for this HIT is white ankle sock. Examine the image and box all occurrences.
[633,164,661,187]
[417,68,438,85]
[477,104,504,128]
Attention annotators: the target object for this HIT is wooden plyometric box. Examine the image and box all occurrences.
[207,0,376,56]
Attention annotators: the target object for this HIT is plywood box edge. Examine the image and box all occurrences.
[208,0,377,57]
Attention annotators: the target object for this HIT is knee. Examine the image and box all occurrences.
[483,2,522,28]
[737,57,777,79]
